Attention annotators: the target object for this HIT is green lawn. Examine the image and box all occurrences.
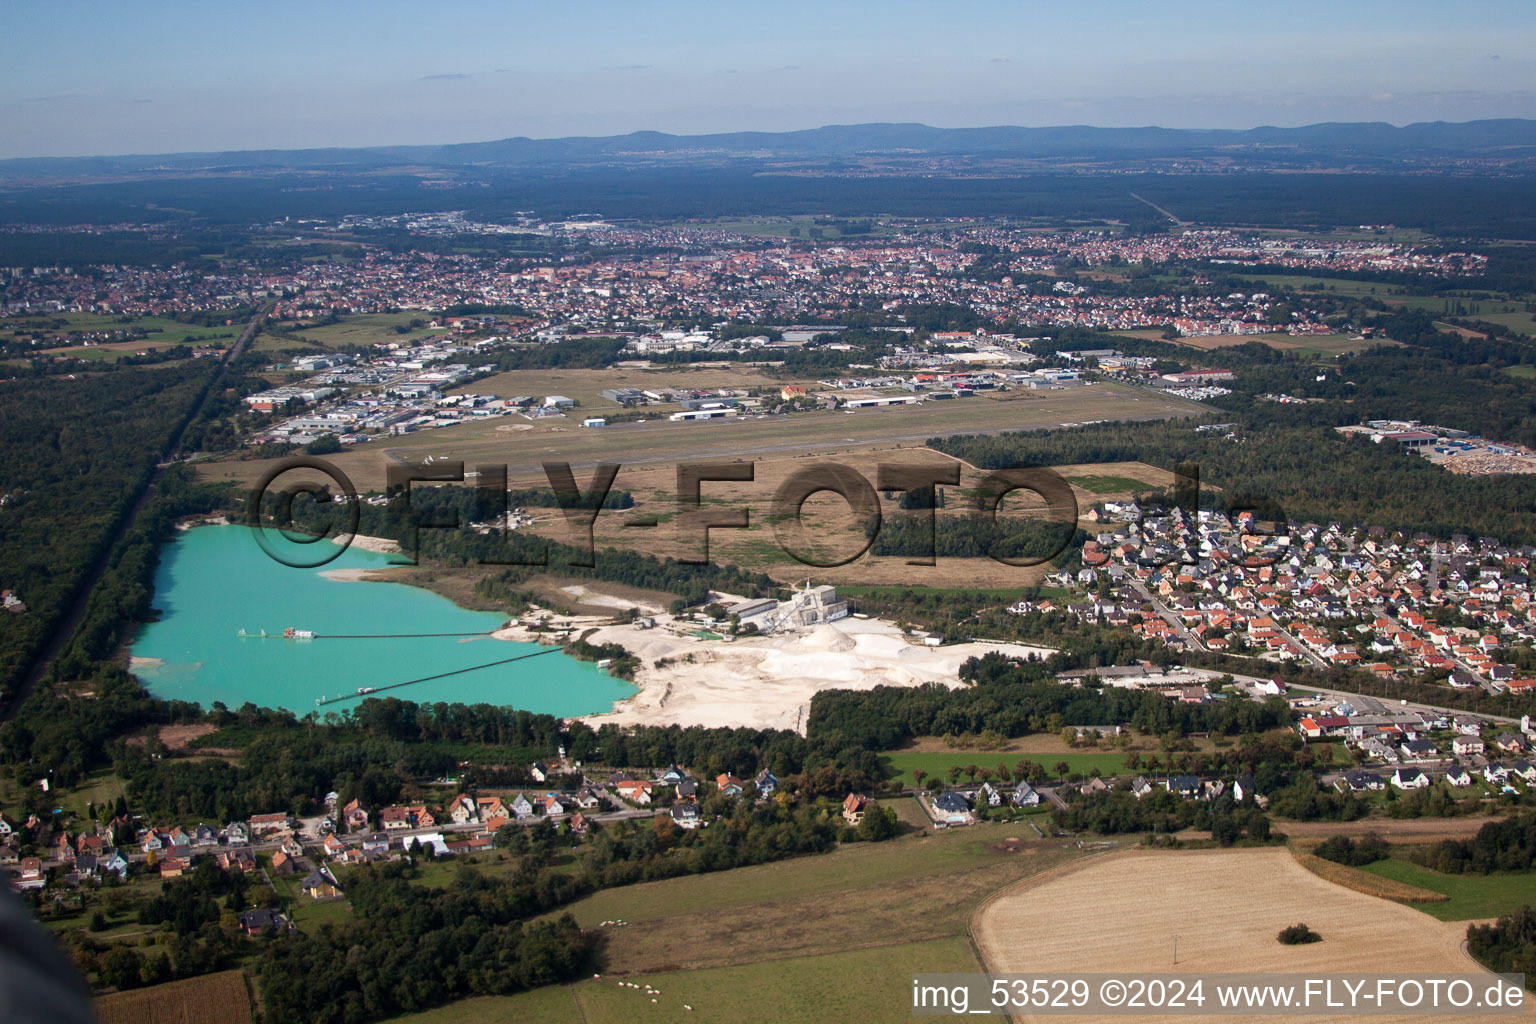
[285,312,451,350]
[1360,858,1536,921]
[382,935,980,1024]
[1504,365,1536,379]
[837,584,1029,600]
[882,748,1129,785]
[541,820,1077,931]
[1062,474,1155,494]
[6,313,243,361]
[1463,310,1536,335]
[266,857,353,931]
[380,986,582,1023]
[56,769,125,820]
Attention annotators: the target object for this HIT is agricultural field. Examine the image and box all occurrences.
[882,730,1333,788]
[973,848,1482,1022]
[1361,858,1536,921]
[383,823,1095,1022]
[382,937,979,1024]
[3,313,242,361]
[265,311,455,352]
[1167,332,1388,358]
[96,968,252,1024]
[1463,309,1536,335]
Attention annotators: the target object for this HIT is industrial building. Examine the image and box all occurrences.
[728,582,849,634]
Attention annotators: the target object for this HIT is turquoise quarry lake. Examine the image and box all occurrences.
[130,526,636,715]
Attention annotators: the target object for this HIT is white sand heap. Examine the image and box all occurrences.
[788,623,858,653]
[539,612,1057,734]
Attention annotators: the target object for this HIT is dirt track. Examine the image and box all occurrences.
[1178,816,1504,844]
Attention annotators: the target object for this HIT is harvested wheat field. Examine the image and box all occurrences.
[96,969,252,1024]
[973,848,1499,1024]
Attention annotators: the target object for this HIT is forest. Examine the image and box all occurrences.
[1467,907,1536,983]
[258,862,595,1022]
[932,416,1536,546]
[1416,812,1536,875]
[0,364,220,704]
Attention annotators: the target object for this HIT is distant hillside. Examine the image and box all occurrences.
[4,119,1536,180]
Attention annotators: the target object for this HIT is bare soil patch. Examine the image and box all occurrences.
[157,723,219,751]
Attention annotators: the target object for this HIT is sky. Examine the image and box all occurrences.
[5,0,1535,159]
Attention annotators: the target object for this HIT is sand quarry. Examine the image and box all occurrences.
[495,614,1054,734]
[973,848,1507,1024]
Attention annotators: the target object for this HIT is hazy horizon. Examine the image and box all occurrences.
[6,0,1534,160]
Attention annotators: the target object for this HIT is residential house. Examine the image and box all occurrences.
[614,781,653,806]
[238,909,279,936]
[1444,767,1474,787]
[1164,775,1200,798]
[529,762,550,783]
[1012,781,1040,807]
[448,795,479,825]
[249,812,290,836]
[659,765,690,786]
[754,769,779,797]
[716,774,744,798]
[100,851,128,880]
[931,791,973,826]
[510,794,535,818]
[379,805,434,830]
[841,794,873,825]
[223,822,249,846]
[1337,769,1385,792]
[193,824,220,847]
[342,799,370,832]
[542,793,566,817]
[670,803,702,830]
[14,857,45,891]
[475,797,510,821]
[217,849,257,873]
[568,812,590,836]
[301,867,343,899]
[1452,737,1486,757]
[1390,768,1431,790]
